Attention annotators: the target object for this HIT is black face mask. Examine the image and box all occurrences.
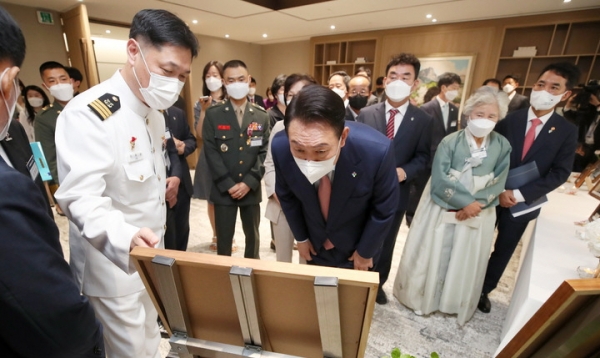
[348,94,369,110]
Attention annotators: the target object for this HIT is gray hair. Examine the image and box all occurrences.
[463,86,510,120]
[328,71,351,90]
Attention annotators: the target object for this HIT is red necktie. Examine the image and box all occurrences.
[522,118,542,160]
[387,109,399,139]
[318,175,334,250]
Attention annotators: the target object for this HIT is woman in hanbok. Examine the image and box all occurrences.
[393,86,511,325]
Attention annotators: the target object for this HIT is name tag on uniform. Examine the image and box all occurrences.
[472,148,487,159]
[26,155,39,180]
[128,151,144,162]
[250,137,263,147]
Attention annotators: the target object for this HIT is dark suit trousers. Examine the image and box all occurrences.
[482,206,531,294]
[164,187,192,251]
[215,204,260,258]
[406,170,430,226]
[375,209,405,286]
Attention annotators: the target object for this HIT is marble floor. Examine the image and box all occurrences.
[53,172,522,358]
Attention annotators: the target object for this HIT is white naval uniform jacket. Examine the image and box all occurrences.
[55,70,167,298]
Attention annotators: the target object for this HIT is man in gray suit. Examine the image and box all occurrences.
[502,75,530,114]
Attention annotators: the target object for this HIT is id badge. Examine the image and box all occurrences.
[165,128,172,140]
[250,137,263,147]
[26,155,39,180]
[450,120,457,127]
[472,148,487,159]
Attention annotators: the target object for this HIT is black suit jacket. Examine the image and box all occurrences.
[508,93,530,114]
[1,121,52,218]
[357,101,433,211]
[249,94,264,108]
[164,107,196,196]
[495,108,577,221]
[344,106,357,121]
[420,98,459,156]
[0,158,104,358]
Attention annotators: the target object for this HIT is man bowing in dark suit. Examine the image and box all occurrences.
[273,85,398,270]
[478,62,579,313]
[357,53,433,304]
[163,106,197,251]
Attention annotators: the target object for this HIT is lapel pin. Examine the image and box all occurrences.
[549,127,555,133]
[352,172,357,177]
[130,136,137,150]
[411,117,414,121]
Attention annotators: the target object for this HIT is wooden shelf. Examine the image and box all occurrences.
[312,39,377,85]
[496,20,600,88]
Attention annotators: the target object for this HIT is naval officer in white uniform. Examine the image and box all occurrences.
[55,9,198,358]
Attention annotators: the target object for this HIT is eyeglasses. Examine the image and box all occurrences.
[350,89,369,96]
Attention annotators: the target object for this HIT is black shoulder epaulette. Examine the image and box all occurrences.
[88,93,120,121]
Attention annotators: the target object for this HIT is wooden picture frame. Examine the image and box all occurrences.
[131,247,378,358]
[589,179,600,200]
[575,161,600,189]
[497,279,600,358]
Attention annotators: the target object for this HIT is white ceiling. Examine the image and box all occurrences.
[5,0,600,44]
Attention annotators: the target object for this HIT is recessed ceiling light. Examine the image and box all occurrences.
[225,34,230,38]
[262,33,268,38]
[563,0,571,2]
[192,19,198,24]
[105,30,111,34]
[330,25,335,30]
[426,14,432,18]
[432,19,437,23]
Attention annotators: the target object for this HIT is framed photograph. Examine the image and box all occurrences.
[575,161,600,188]
[412,54,477,117]
[589,179,600,200]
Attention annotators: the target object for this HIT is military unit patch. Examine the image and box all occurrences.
[88,93,120,121]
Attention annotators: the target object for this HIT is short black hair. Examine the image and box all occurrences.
[222,59,248,73]
[482,78,501,87]
[437,72,461,88]
[283,73,317,106]
[375,76,384,86]
[270,74,286,99]
[538,62,581,91]
[65,66,83,82]
[284,85,345,138]
[502,75,519,84]
[0,6,26,67]
[386,53,420,79]
[250,77,256,84]
[129,9,198,58]
[201,60,224,97]
[39,61,68,77]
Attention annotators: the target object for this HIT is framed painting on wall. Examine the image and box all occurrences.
[412,54,477,119]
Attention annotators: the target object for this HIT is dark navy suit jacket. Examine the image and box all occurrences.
[495,108,577,221]
[164,107,196,196]
[0,158,104,358]
[356,102,433,211]
[273,121,399,266]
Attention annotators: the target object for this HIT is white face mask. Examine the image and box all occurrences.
[47,83,74,102]
[248,87,256,96]
[331,87,346,99]
[530,89,564,111]
[132,44,185,110]
[503,84,515,94]
[467,118,496,138]
[277,93,285,105]
[205,76,222,92]
[293,138,341,184]
[0,68,17,141]
[226,81,250,100]
[385,80,412,102]
[445,89,459,102]
[27,96,44,108]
